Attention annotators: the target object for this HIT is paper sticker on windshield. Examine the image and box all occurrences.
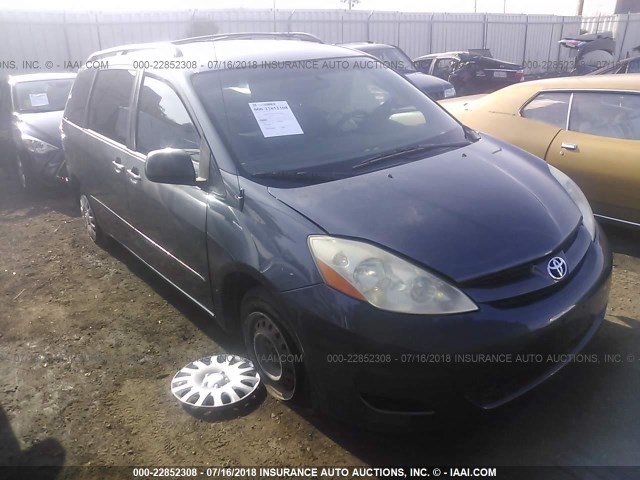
[249,101,304,138]
[29,93,49,107]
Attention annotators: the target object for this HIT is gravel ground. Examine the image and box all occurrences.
[0,164,639,475]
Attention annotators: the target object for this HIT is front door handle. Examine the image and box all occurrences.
[561,142,578,151]
[112,157,124,173]
[126,168,141,183]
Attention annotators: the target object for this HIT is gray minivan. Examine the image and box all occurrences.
[62,33,611,426]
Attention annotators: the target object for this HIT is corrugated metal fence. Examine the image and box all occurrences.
[1,9,639,75]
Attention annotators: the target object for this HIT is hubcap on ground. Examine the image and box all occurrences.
[79,194,97,241]
[16,156,27,189]
[171,355,260,409]
[249,311,297,401]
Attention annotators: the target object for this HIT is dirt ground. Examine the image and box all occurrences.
[1,163,640,474]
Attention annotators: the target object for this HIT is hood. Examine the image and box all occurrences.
[268,137,581,283]
[15,110,64,148]
[439,94,487,113]
[404,72,453,92]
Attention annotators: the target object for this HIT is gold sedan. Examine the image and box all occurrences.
[441,74,640,228]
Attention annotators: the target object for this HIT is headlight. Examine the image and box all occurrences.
[21,133,58,154]
[548,165,596,240]
[308,236,478,315]
[444,87,456,98]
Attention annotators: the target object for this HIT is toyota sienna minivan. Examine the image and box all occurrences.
[62,33,612,426]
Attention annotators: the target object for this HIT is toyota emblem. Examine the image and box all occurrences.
[547,256,568,280]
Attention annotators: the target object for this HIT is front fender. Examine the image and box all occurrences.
[206,178,324,323]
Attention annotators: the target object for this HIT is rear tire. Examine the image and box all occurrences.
[79,193,107,245]
[241,287,305,403]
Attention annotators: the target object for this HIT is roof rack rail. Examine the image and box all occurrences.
[171,32,323,45]
[88,42,183,61]
[86,32,322,62]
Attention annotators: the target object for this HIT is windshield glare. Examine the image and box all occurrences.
[362,47,416,72]
[192,57,465,178]
[13,79,74,113]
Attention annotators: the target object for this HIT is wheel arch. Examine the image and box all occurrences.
[215,265,306,356]
[216,266,270,331]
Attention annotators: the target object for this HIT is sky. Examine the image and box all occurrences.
[1,0,619,16]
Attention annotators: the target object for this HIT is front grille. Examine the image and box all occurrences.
[462,225,580,289]
[487,280,566,308]
[461,261,534,289]
[462,223,591,306]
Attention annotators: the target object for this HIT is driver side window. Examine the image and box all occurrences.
[415,58,433,73]
[521,92,571,129]
[136,76,200,156]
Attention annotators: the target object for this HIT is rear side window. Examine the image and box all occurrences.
[135,76,200,155]
[415,58,433,72]
[87,69,136,145]
[569,92,640,141]
[521,92,570,129]
[64,69,95,126]
[628,59,640,73]
[433,58,457,75]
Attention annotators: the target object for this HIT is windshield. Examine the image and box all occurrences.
[361,47,416,72]
[192,57,465,179]
[13,79,74,113]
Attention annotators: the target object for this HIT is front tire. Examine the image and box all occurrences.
[241,287,303,403]
[16,153,35,192]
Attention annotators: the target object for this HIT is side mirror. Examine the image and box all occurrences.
[145,148,196,185]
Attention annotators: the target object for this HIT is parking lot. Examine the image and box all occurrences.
[1,162,640,469]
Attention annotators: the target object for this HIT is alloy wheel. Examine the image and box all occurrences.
[79,194,97,242]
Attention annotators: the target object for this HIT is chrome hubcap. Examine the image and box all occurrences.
[171,355,260,408]
[250,312,297,401]
[16,156,26,189]
[79,195,97,241]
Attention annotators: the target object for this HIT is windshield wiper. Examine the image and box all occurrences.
[252,170,345,182]
[352,141,471,170]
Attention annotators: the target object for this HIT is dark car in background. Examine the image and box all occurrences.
[341,42,457,100]
[0,73,76,191]
[62,33,611,426]
[414,51,524,95]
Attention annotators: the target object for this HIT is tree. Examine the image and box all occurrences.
[341,0,361,10]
